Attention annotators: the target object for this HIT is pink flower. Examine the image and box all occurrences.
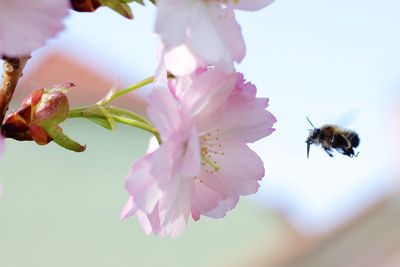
[121,69,276,237]
[0,0,70,57]
[155,0,274,75]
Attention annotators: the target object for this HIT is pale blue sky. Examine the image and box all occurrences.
[38,0,400,235]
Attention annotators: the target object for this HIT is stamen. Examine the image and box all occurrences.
[202,155,220,172]
[199,128,223,173]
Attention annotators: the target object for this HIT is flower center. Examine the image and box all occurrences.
[199,128,224,174]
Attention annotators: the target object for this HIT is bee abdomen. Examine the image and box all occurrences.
[347,132,360,148]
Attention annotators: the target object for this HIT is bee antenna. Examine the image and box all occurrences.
[306,116,316,129]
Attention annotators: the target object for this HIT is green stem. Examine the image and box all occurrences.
[107,106,151,124]
[102,76,154,105]
[112,115,161,143]
[66,73,175,144]
[68,106,97,118]
[68,105,161,143]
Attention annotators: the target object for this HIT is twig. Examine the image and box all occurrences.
[0,56,30,125]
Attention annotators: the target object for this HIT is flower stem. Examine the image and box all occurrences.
[68,73,175,144]
[101,75,154,105]
[68,105,161,143]
[107,106,151,125]
[112,115,160,142]
[0,56,30,125]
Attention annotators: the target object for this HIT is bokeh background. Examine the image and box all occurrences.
[1,0,400,266]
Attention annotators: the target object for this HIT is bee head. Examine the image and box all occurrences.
[305,117,320,158]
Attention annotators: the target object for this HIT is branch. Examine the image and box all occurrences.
[0,56,30,125]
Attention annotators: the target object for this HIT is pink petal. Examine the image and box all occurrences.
[202,142,264,197]
[177,127,201,177]
[176,69,236,131]
[140,203,192,238]
[157,172,193,229]
[0,0,70,56]
[137,205,163,236]
[150,132,199,183]
[139,202,188,237]
[120,196,138,220]
[154,58,168,88]
[213,8,245,63]
[163,44,198,76]
[189,4,228,63]
[159,213,188,237]
[155,0,193,48]
[202,195,239,219]
[226,0,275,11]
[124,153,163,214]
[214,75,277,142]
[191,180,225,220]
[123,127,199,237]
[147,88,182,139]
[156,1,248,75]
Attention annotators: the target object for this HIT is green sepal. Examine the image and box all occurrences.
[97,105,116,130]
[46,125,86,152]
[99,0,133,19]
[120,0,147,5]
[85,117,114,130]
[131,0,144,5]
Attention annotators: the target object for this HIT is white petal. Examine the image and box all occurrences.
[155,0,194,47]
[164,44,198,76]
[0,0,69,56]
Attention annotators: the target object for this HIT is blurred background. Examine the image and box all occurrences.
[1,0,400,266]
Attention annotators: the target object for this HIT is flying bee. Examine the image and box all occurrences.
[305,117,360,158]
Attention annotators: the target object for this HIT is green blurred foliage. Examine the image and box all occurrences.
[0,121,268,267]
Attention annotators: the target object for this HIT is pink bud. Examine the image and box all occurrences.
[33,90,70,128]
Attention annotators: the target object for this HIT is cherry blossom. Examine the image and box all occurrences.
[155,0,274,75]
[121,69,276,236]
[0,0,70,57]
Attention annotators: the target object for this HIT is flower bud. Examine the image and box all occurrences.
[70,0,101,12]
[2,84,85,152]
[33,89,70,128]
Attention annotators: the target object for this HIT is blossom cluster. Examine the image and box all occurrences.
[0,0,277,236]
[121,0,277,236]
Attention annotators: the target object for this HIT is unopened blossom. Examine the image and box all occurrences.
[155,0,274,75]
[0,0,70,57]
[121,69,276,237]
[1,84,85,152]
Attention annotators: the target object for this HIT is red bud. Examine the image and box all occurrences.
[1,84,85,152]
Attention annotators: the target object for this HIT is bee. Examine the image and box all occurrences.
[305,117,360,158]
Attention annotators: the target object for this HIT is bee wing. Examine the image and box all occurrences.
[331,110,359,127]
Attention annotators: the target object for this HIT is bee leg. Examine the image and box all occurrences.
[343,147,356,157]
[324,147,334,157]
